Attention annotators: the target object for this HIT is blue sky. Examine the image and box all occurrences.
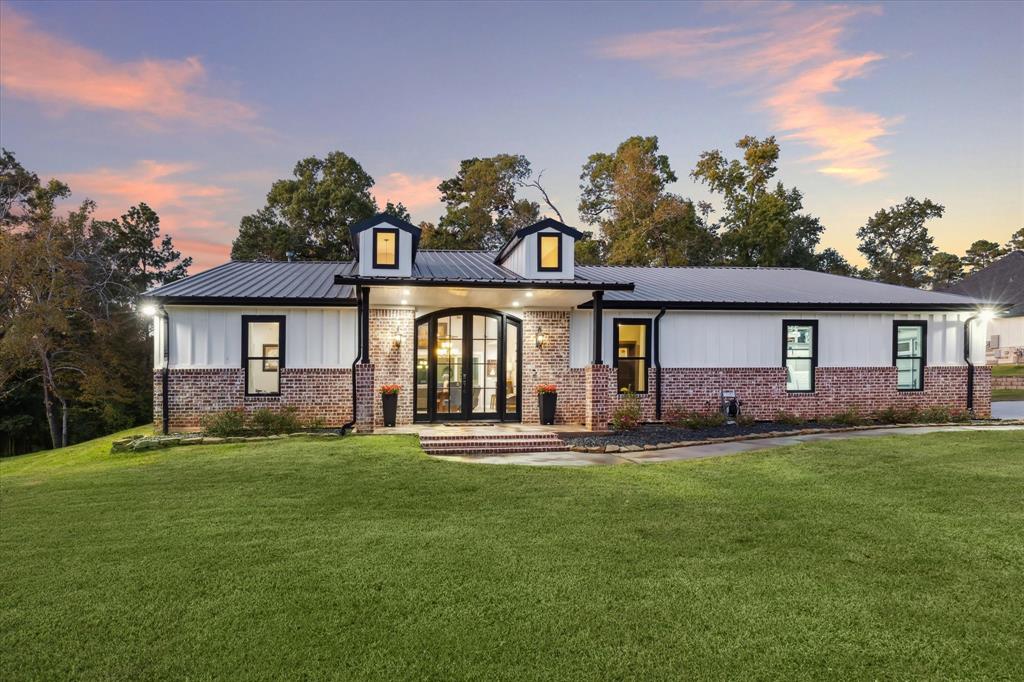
[1,0,1021,269]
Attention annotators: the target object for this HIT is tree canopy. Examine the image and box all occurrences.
[856,197,943,287]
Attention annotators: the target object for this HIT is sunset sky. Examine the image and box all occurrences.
[1,0,1021,271]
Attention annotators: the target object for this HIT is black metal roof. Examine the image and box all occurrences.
[575,265,985,310]
[145,256,989,311]
[942,251,1023,316]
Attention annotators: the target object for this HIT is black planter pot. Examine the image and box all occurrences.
[382,393,398,427]
[538,393,557,425]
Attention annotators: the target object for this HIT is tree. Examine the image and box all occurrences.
[962,239,1007,272]
[0,151,190,451]
[1006,228,1023,252]
[574,236,604,265]
[425,154,540,250]
[815,248,858,277]
[691,135,824,268]
[856,197,943,288]
[231,151,377,261]
[579,135,717,266]
[930,252,963,289]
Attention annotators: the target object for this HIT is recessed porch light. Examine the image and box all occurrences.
[525,291,534,298]
[401,299,408,305]
[512,301,520,307]
[403,288,411,295]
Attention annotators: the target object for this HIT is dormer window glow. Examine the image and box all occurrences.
[373,228,399,269]
[538,233,561,272]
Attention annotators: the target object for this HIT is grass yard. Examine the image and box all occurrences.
[991,364,1024,377]
[2,429,1023,680]
[993,388,1024,401]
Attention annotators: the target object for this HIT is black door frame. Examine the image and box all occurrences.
[414,308,522,422]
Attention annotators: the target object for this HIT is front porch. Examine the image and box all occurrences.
[372,421,602,456]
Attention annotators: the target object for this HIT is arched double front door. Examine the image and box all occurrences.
[414,308,522,422]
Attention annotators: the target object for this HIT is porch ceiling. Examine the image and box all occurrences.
[367,285,595,309]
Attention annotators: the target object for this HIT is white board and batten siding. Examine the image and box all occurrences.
[501,230,575,280]
[155,306,357,369]
[569,310,986,369]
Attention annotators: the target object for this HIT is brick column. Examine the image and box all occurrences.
[369,308,415,426]
[585,364,614,431]
[973,365,992,418]
[354,363,375,432]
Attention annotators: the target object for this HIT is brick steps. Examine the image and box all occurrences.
[419,433,568,455]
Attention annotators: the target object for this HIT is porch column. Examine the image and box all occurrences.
[355,285,374,432]
[592,290,604,365]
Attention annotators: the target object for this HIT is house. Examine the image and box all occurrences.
[942,251,1024,365]
[143,214,996,433]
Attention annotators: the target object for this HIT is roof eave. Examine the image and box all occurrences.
[143,295,356,307]
[576,301,1007,312]
[333,274,633,291]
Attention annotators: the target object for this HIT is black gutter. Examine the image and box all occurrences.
[340,285,364,434]
[146,296,356,307]
[156,306,170,435]
[577,301,993,312]
[333,275,634,291]
[653,308,666,421]
[964,313,978,413]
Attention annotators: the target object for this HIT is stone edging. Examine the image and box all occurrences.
[110,432,342,453]
[565,421,1024,454]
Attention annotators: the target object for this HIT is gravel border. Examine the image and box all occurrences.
[564,420,1024,454]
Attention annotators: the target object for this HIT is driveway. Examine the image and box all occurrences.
[993,401,1024,419]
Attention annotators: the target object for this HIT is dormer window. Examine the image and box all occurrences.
[373,228,399,269]
[538,233,561,272]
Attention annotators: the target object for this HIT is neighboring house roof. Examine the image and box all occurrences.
[941,251,1024,316]
[146,256,988,311]
[494,218,586,265]
[575,265,984,311]
[348,213,422,260]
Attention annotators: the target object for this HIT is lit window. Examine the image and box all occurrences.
[894,322,926,390]
[784,321,816,392]
[614,320,650,393]
[538,233,561,271]
[244,316,284,395]
[373,228,398,268]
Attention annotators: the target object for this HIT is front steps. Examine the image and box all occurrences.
[419,431,568,456]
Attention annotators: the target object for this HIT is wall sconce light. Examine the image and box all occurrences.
[535,328,547,349]
[392,333,404,350]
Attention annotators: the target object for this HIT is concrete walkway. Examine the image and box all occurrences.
[993,401,1024,420]
[429,424,1024,467]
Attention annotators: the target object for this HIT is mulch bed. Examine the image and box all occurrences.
[565,421,864,449]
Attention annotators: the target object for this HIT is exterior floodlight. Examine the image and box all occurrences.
[978,308,995,322]
[141,304,158,317]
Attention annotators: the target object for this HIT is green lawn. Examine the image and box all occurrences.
[2,429,1022,680]
[992,364,1024,377]
[993,388,1024,401]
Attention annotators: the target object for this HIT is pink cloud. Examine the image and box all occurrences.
[60,161,237,271]
[598,3,894,183]
[0,6,256,128]
[372,172,442,212]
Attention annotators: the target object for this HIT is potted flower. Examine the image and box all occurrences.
[536,384,557,425]
[380,385,401,427]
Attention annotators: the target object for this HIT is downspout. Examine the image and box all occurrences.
[157,306,170,435]
[654,308,666,421]
[963,313,978,414]
[340,285,362,434]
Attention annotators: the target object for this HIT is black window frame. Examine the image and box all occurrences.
[242,315,286,396]
[536,232,562,272]
[892,320,927,391]
[782,319,818,393]
[613,318,652,394]
[372,227,400,269]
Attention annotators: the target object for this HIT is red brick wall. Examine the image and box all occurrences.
[154,367,353,431]
[354,363,375,431]
[368,308,415,426]
[521,310,585,425]
[993,375,1024,390]
[607,365,991,421]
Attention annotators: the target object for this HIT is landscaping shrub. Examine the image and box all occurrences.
[828,409,868,426]
[773,410,804,426]
[916,406,971,423]
[250,407,303,435]
[666,408,727,430]
[874,405,921,424]
[736,413,756,427]
[611,390,642,431]
[202,409,248,437]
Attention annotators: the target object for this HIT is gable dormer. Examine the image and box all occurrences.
[494,218,584,279]
[349,214,421,277]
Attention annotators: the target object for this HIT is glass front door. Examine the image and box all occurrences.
[414,309,521,422]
